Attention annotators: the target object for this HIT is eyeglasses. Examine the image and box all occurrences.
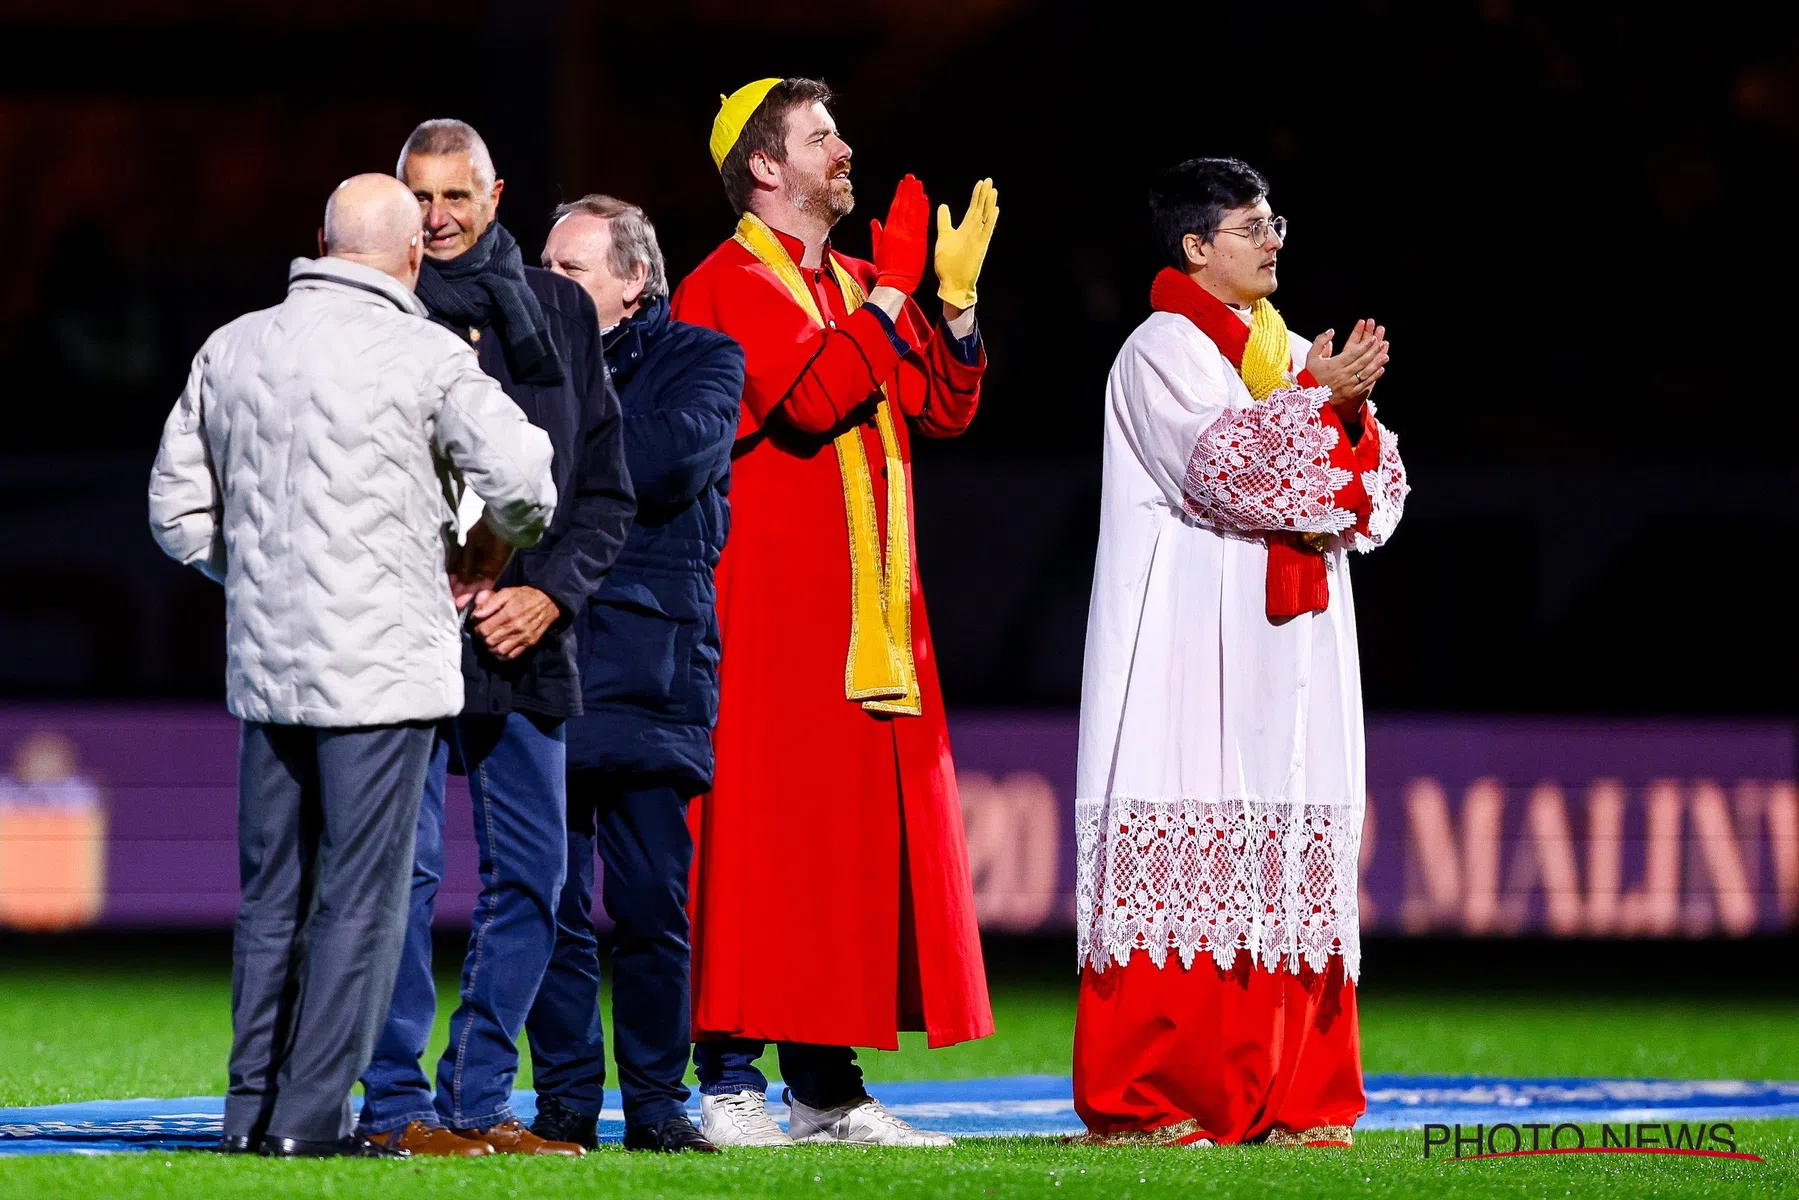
[1211,216,1288,247]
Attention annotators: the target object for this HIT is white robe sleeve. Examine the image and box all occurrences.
[1353,402,1410,551]
[1116,319,1358,536]
[1284,326,1411,552]
[1111,323,1234,512]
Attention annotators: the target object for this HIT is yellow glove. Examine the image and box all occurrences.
[934,178,999,310]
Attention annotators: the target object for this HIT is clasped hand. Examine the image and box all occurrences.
[1305,319,1389,410]
[468,585,559,661]
[447,515,557,660]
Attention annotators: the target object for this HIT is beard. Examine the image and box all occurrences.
[790,167,855,224]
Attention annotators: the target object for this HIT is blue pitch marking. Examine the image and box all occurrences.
[4,1076,1799,1155]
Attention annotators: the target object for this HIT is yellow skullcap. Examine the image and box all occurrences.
[710,77,784,171]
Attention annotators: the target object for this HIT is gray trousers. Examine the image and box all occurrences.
[224,719,435,1144]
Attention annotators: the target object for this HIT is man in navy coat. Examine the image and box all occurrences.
[524,194,745,1153]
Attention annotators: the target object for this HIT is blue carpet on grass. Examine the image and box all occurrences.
[4,1076,1798,1155]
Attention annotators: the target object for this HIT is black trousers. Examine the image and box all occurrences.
[223,720,434,1144]
[525,772,694,1128]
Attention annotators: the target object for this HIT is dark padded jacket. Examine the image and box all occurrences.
[431,266,636,719]
[565,295,743,791]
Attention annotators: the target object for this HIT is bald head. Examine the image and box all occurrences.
[321,174,425,289]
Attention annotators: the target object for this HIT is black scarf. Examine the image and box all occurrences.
[417,221,565,386]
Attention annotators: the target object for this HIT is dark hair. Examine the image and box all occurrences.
[1147,157,1269,270]
[718,77,834,215]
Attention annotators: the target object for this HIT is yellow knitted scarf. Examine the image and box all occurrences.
[1239,298,1297,402]
[732,212,921,716]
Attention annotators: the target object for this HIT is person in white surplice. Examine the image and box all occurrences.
[1071,157,1408,1149]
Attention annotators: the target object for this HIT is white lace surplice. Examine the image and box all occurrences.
[1075,311,1408,982]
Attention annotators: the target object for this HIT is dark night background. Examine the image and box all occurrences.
[1,0,1794,716]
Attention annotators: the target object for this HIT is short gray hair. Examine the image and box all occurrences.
[551,194,669,301]
[396,118,496,190]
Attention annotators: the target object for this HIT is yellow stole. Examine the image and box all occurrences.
[732,213,921,716]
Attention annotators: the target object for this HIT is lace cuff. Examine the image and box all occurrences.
[1351,412,1409,552]
[1181,387,1357,536]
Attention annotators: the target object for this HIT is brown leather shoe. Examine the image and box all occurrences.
[367,1121,493,1157]
[456,1118,585,1157]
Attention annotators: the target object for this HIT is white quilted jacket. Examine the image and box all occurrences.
[148,257,557,728]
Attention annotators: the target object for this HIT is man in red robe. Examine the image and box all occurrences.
[670,76,999,1147]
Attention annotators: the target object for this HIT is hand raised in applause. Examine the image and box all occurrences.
[869,174,930,295]
[1305,319,1389,410]
[471,585,561,661]
[935,178,999,313]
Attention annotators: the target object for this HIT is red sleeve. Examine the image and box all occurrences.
[672,250,903,438]
[889,293,985,439]
[776,306,905,434]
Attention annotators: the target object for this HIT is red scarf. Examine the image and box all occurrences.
[1150,267,1378,619]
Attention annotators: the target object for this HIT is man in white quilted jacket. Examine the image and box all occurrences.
[147,174,557,1160]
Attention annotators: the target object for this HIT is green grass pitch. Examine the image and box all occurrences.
[1,946,1794,1199]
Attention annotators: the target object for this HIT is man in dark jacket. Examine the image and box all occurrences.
[357,122,636,1158]
[519,195,743,1153]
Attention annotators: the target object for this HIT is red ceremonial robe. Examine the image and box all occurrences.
[670,223,994,1050]
[1074,952,1364,1144]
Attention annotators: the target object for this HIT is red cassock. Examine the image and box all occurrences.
[1074,955,1364,1144]
[670,223,995,1050]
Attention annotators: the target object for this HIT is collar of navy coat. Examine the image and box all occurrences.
[285,256,429,318]
[602,293,670,385]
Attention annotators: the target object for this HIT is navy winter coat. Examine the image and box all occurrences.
[432,267,637,720]
[565,295,744,792]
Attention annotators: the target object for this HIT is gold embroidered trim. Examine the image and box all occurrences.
[1071,1119,1212,1147]
[1264,1125,1354,1148]
[732,212,920,716]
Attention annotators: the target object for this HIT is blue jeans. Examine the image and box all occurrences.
[358,711,567,1133]
[694,1040,866,1111]
[525,775,695,1128]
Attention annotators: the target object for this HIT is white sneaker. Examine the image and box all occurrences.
[700,1090,795,1147]
[786,1092,955,1147]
